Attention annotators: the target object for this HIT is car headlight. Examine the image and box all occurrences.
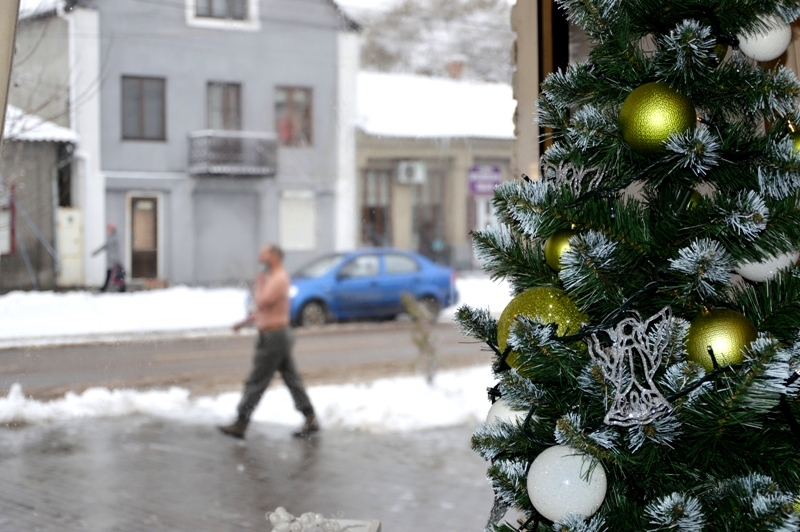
[289,284,299,298]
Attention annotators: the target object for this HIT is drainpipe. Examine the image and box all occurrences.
[0,0,20,144]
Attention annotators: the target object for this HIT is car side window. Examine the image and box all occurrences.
[385,254,419,275]
[339,255,380,278]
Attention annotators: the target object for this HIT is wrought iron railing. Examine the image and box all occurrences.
[188,130,277,176]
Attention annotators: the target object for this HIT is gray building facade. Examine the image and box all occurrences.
[11,0,359,286]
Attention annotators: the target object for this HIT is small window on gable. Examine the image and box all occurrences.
[196,0,247,20]
[186,0,260,31]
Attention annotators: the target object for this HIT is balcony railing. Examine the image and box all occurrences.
[188,130,277,176]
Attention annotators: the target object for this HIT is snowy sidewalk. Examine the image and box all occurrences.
[0,273,511,348]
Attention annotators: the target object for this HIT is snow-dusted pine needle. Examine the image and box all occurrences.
[644,492,705,531]
[669,238,733,298]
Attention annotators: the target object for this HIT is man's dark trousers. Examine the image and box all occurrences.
[236,327,314,423]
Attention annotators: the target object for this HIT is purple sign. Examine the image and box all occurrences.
[469,165,502,195]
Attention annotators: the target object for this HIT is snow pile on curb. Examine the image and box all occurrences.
[0,365,494,433]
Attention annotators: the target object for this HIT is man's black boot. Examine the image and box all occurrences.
[293,414,320,438]
[218,418,248,439]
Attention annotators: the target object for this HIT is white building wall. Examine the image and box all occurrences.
[335,31,359,252]
[68,7,105,286]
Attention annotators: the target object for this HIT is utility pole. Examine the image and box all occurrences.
[0,0,20,144]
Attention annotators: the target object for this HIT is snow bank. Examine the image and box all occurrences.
[0,275,511,347]
[0,286,249,345]
[0,365,495,433]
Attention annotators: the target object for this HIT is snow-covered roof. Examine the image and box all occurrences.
[4,105,78,143]
[357,71,515,140]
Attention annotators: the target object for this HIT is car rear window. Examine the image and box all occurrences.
[385,254,419,274]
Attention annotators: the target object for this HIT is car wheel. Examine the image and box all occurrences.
[300,301,329,327]
[417,296,440,322]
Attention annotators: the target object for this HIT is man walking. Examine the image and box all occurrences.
[218,244,319,440]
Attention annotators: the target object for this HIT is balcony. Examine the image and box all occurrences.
[188,130,277,177]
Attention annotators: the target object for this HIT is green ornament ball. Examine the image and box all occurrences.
[619,82,696,156]
[544,229,577,272]
[686,308,757,371]
[498,287,588,369]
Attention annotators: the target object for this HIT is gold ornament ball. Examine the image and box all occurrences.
[713,43,728,62]
[791,130,800,154]
[686,308,757,371]
[498,287,588,369]
[687,190,703,209]
[619,82,696,156]
[544,229,577,272]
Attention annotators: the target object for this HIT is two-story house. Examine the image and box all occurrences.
[12,0,359,287]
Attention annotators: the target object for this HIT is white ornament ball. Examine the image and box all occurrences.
[486,398,527,426]
[737,16,793,62]
[527,445,607,522]
[735,251,799,282]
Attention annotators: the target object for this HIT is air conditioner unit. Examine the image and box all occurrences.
[396,160,427,185]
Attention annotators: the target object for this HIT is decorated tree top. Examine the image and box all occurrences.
[459,0,800,530]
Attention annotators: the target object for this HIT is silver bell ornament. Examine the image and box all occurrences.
[736,15,793,62]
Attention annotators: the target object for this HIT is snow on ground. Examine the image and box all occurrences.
[0,286,251,347]
[0,274,509,430]
[0,273,511,347]
[0,364,495,433]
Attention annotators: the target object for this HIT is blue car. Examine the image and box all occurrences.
[289,248,459,326]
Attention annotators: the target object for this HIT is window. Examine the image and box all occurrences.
[122,76,166,141]
[385,254,419,275]
[185,0,259,30]
[339,255,380,279]
[196,0,247,19]
[413,168,445,262]
[207,82,241,130]
[275,87,312,146]
[280,190,316,251]
[0,184,14,255]
[361,169,391,246]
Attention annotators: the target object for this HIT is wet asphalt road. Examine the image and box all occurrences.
[0,323,499,531]
[0,416,494,530]
[0,322,492,399]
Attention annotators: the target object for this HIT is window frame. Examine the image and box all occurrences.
[121,75,167,142]
[275,86,313,147]
[196,0,248,20]
[185,0,260,31]
[206,81,242,131]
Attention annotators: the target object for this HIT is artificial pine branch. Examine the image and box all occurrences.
[467,0,800,526]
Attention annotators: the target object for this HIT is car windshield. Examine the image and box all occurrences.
[293,254,346,278]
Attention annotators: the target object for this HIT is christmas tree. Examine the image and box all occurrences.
[459,0,800,530]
